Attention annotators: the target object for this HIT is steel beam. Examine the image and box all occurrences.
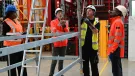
[0,32,75,41]
[41,56,78,60]
[0,32,79,57]
[0,57,36,73]
[54,58,81,76]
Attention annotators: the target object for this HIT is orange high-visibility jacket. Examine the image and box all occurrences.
[4,18,23,46]
[107,16,125,57]
[50,18,69,47]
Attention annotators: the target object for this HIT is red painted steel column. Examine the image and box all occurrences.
[19,0,23,22]
[48,0,51,26]
[55,0,60,8]
[42,0,51,26]
[42,0,46,23]
[119,0,121,4]
[27,0,31,20]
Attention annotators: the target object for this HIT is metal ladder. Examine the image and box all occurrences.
[20,0,49,76]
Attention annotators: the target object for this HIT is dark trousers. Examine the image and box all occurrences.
[110,48,123,76]
[82,46,99,76]
[7,51,27,76]
[0,41,7,61]
[49,46,66,76]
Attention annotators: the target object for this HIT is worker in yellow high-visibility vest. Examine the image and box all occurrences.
[81,5,100,76]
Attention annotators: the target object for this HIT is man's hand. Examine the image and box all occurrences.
[92,28,98,34]
[108,53,113,61]
[83,18,98,33]
[60,20,66,28]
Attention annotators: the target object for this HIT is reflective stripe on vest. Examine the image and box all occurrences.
[119,45,124,49]
[108,35,125,55]
[115,32,122,36]
[109,36,115,40]
[109,36,125,40]
[114,39,120,43]
[81,18,99,50]
[108,44,124,49]
[6,21,22,42]
[108,44,112,47]
[81,28,87,30]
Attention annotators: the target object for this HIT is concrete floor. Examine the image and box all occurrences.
[0,52,135,76]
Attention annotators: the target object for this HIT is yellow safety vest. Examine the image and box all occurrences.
[81,18,99,50]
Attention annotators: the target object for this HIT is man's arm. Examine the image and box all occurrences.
[109,23,123,53]
[2,21,11,36]
[50,21,57,33]
[63,22,69,32]
[60,20,69,32]
[50,21,57,37]
[83,18,98,33]
[95,22,100,30]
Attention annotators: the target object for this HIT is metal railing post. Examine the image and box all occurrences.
[77,0,83,75]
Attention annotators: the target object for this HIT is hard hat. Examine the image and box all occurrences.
[115,5,127,17]
[86,5,96,12]
[5,4,17,13]
[55,8,63,15]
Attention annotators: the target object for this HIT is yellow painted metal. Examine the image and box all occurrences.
[99,20,108,58]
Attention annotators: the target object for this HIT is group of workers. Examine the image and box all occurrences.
[51,4,127,76]
[1,3,127,76]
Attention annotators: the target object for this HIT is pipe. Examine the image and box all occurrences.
[27,0,31,20]
[19,0,23,21]
[61,0,65,15]
[113,0,114,10]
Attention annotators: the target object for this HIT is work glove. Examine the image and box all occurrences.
[83,18,90,25]
[83,18,98,33]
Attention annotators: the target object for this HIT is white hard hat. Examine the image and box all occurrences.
[55,8,63,15]
[86,5,96,12]
[115,5,127,17]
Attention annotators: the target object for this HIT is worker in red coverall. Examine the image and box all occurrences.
[49,8,69,76]
[107,5,127,76]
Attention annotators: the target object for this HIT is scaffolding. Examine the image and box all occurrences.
[0,0,83,76]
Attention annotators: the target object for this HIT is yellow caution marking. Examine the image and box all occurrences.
[99,60,109,76]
